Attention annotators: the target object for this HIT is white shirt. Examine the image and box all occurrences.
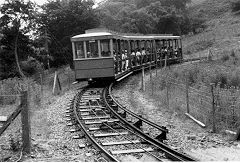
[136,51,141,56]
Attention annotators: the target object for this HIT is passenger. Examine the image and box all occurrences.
[169,46,173,58]
[136,49,141,65]
[121,50,126,72]
[174,48,178,58]
[141,48,146,64]
[77,49,83,58]
[164,47,168,59]
[146,48,150,62]
[157,48,161,60]
[101,51,106,57]
[87,52,92,58]
[131,50,136,66]
[125,50,129,70]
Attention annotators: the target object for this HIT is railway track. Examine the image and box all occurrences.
[66,82,196,162]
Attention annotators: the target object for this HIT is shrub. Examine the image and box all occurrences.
[230,49,236,57]
[9,131,21,152]
[185,65,200,85]
[21,57,44,77]
[221,54,230,62]
[231,1,240,12]
[228,67,240,87]
[210,71,228,88]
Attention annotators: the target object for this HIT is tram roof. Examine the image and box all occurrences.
[72,32,112,38]
[123,35,180,40]
[71,28,181,41]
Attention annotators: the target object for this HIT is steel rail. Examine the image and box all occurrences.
[108,83,168,133]
[103,84,196,161]
[72,86,119,162]
[89,106,163,161]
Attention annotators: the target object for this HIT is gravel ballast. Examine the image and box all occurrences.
[23,83,101,162]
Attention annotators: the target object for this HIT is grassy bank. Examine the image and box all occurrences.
[145,57,240,133]
[0,66,76,161]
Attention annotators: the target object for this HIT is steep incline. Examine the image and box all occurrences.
[183,0,240,58]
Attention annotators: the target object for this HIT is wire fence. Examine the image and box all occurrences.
[144,67,240,134]
[0,66,76,160]
[0,66,75,106]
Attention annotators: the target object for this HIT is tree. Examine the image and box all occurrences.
[37,0,100,68]
[0,0,37,77]
[97,0,194,35]
[0,27,35,79]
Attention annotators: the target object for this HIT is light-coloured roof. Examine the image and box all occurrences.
[123,35,154,39]
[71,28,181,40]
[123,35,180,39]
[72,32,113,39]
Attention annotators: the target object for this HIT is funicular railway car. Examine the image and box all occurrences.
[71,28,182,82]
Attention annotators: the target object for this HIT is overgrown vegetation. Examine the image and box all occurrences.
[145,54,240,132]
[97,0,205,35]
[231,0,240,13]
[171,52,240,87]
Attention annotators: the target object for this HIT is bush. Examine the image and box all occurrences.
[231,1,240,12]
[230,49,236,57]
[21,57,44,76]
[228,67,240,87]
[209,71,228,88]
[221,54,230,62]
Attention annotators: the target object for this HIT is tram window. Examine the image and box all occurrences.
[86,40,99,58]
[75,41,84,59]
[100,39,111,57]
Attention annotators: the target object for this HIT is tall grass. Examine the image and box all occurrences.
[0,66,76,159]
[146,58,240,132]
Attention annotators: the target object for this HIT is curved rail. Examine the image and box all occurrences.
[108,83,168,133]
[103,83,196,161]
[72,86,119,162]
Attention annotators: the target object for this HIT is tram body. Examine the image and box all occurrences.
[71,29,182,82]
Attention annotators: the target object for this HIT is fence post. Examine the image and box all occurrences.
[141,67,145,91]
[235,127,240,141]
[20,91,31,154]
[52,71,62,95]
[210,83,216,133]
[40,74,43,98]
[155,60,158,77]
[165,55,167,69]
[166,78,169,110]
[68,74,71,90]
[186,78,190,114]
[150,65,153,95]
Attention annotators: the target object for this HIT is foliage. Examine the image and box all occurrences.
[221,54,230,62]
[0,0,37,78]
[97,0,204,35]
[0,0,100,79]
[9,132,21,152]
[36,0,100,68]
[231,0,240,13]
[21,57,44,77]
[0,27,35,79]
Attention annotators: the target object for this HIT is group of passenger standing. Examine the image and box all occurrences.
[114,48,152,72]
[114,46,180,73]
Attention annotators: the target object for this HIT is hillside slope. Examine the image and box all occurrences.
[183,0,240,59]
